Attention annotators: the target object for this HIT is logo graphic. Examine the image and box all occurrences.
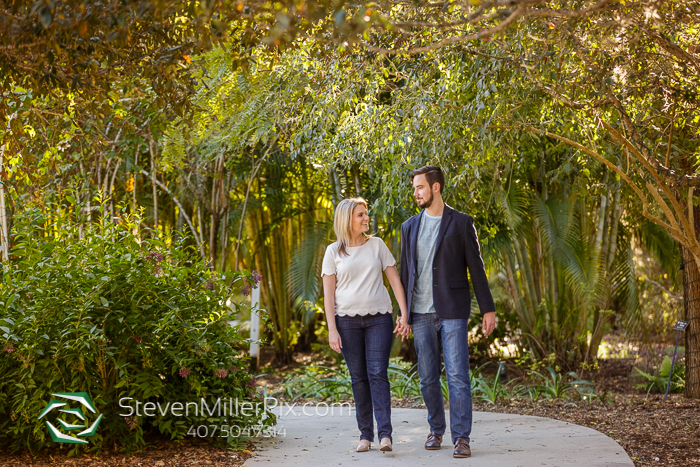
[37,392,103,444]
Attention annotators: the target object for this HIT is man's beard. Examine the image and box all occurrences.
[417,191,434,209]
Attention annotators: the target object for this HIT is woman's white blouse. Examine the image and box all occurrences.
[321,237,396,316]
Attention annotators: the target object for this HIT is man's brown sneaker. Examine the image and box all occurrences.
[424,433,442,450]
[453,438,471,458]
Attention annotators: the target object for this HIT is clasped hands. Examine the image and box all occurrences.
[393,315,412,340]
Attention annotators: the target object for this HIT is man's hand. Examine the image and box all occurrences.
[482,312,496,338]
[393,316,412,340]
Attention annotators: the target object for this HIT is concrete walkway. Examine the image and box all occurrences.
[246,406,633,467]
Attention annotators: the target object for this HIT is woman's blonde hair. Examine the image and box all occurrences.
[334,197,371,257]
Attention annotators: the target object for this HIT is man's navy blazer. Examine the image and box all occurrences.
[400,204,495,324]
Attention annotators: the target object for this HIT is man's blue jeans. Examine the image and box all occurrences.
[412,312,472,444]
[336,312,393,443]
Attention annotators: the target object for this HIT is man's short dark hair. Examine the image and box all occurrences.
[411,166,445,194]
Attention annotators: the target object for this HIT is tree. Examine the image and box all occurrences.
[3,0,697,391]
[489,0,700,397]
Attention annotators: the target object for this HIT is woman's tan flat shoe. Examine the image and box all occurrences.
[380,437,393,452]
[356,440,371,452]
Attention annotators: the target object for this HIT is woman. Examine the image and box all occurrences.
[322,197,411,452]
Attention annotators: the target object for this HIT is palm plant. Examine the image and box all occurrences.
[242,154,333,364]
[487,158,640,367]
[529,366,595,400]
[472,363,510,404]
[387,360,423,400]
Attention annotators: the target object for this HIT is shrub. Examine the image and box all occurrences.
[0,207,272,455]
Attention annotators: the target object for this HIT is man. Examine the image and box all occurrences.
[399,165,496,458]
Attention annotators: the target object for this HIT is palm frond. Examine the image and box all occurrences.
[532,193,573,254]
[287,219,333,324]
[497,181,528,230]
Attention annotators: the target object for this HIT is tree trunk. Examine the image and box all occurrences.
[329,167,342,207]
[177,207,184,237]
[132,152,138,235]
[149,138,158,236]
[0,112,17,260]
[681,240,700,398]
[352,163,361,196]
[108,157,121,219]
[588,185,622,361]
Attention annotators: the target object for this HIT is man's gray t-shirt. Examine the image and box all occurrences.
[411,212,442,314]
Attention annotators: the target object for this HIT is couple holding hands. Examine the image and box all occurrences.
[321,166,496,459]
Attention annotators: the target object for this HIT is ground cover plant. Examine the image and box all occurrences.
[276,357,599,406]
[633,356,686,395]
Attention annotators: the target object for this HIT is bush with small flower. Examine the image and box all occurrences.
[0,206,272,455]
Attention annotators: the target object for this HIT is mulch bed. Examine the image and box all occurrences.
[2,354,698,467]
[0,439,257,467]
[473,395,700,467]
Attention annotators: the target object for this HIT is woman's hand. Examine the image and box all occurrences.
[384,265,411,340]
[322,274,341,353]
[393,316,412,340]
[329,328,343,353]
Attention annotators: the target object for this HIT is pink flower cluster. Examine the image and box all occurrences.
[249,375,257,387]
[241,270,263,296]
[124,417,138,430]
[147,251,163,263]
[214,368,228,378]
[131,335,143,343]
[4,343,14,353]
[146,251,164,276]
[179,367,191,378]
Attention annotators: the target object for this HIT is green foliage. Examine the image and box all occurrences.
[279,365,353,402]
[633,357,685,395]
[0,205,271,454]
[472,364,510,405]
[386,359,422,401]
[528,367,595,401]
[277,358,602,407]
[3,0,692,389]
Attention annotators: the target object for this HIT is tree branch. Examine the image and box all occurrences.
[141,169,205,259]
[639,274,682,301]
[519,124,649,204]
[517,124,700,266]
[359,6,526,55]
[642,27,700,75]
[520,69,613,109]
[234,134,280,270]
[524,0,617,17]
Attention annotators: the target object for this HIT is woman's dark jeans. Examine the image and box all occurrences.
[336,312,393,443]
